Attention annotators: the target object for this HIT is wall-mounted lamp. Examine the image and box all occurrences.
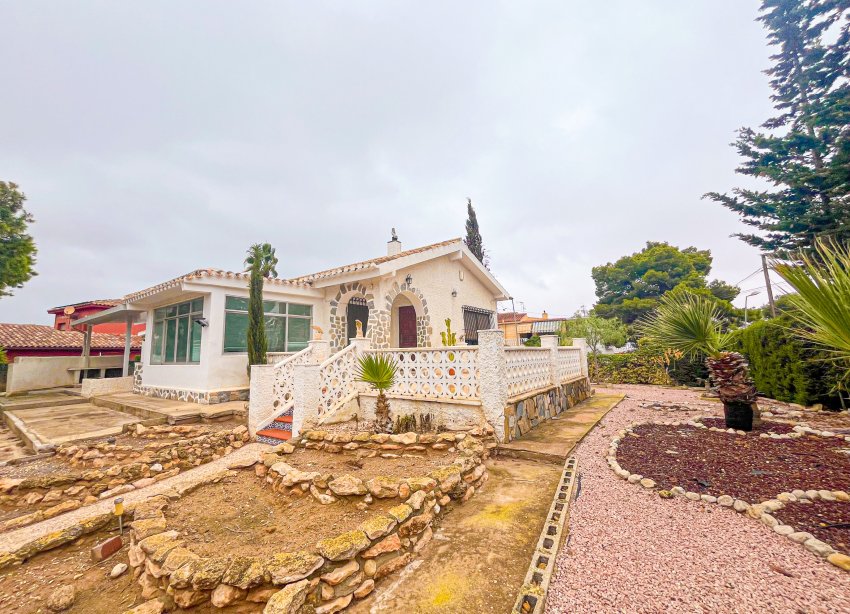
[451,288,458,297]
[405,274,413,286]
[194,318,209,327]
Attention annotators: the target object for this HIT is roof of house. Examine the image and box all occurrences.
[498,312,527,324]
[287,238,463,284]
[47,299,123,314]
[0,324,143,351]
[123,268,309,303]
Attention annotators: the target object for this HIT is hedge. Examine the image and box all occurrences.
[590,349,672,386]
[731,317,845,409]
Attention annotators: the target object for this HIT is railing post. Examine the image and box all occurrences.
[540,335,559,386]
[573,337,590,378]
[248,364,276,437]
[292,339,330,436]
[478,329,508,442]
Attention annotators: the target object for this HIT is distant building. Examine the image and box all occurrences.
[0,323,142,361]
[498,310,573,345]
[48,300,146,335]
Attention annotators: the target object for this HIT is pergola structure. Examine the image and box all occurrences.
[72,303,147,376]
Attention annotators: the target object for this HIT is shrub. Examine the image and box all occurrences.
[524,335,541,347]
[590,347,671,385]
[731,317,845,409]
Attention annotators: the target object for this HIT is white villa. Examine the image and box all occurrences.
[76,235,591,444]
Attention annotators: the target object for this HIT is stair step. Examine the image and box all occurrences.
[275,414,293,424]
[256,428,292,443]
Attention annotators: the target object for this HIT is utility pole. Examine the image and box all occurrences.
[762,254,776,318]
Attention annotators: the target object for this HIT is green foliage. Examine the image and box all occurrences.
[731,315,845,409]
[440,318,457,346]
[591,242,734,324]
[637,292,731,358]
[564,314,628,354]
[708,279,741,302]
[590,346,672,386]
[523,334,541,347]
[0,181,37,297]
[464,198,487,267]
[0,346,7,366]
[774,240,850,384]
[356,353,398,392]
[244,243,279,374]
[704,1,850,255]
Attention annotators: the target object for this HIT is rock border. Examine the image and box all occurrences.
[125,440,489,612]
[605,419,850,573]
[512,456,578,614]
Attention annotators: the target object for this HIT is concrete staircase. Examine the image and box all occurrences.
[256,408,293,445]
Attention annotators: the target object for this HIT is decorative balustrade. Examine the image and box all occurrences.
[556,347,583,382]
[318,344,359,417]
[505,347,553,398]
[270,346,313,412]
[373,347,479,401]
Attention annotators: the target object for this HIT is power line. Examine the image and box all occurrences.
[732,268,764,287]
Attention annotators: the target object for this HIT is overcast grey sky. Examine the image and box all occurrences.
[1,1,781,324]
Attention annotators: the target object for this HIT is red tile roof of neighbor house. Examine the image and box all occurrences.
[0,324,142,351]
[498,312,527,324]
[287,238,463,284]
[47,299,123,313]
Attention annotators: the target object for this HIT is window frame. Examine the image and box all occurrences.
[149,297,205,365]
[222,296,313,354]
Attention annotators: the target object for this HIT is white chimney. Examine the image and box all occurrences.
[387,228,402,256]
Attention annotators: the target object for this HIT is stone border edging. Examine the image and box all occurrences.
[512,456,578,614]
[605,419,850,573]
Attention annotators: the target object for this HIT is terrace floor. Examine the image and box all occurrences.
[5,403,141,449]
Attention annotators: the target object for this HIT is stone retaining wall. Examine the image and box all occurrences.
[0,425,250,533]
[503,377,592,442]
[126,443,489,611]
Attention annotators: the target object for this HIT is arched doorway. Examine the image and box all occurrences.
[346,297,369,344]
[390,292,423,348]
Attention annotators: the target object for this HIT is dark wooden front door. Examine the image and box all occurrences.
[347,298,369,344]
[398,306,417,348]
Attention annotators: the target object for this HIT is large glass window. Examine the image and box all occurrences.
[150,298,204,364]
[223,297,313,353]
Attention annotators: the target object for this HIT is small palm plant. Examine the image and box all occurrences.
[637,292,760,430]
[356,353,398,433]
[774,240,850,393]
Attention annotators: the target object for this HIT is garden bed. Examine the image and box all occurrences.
[615,423,850,502]
[772,500,850,557]
[696,417,796,436]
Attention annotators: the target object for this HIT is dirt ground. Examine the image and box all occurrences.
[168,471,398,559]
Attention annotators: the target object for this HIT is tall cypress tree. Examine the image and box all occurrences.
[464,198,487,265]
[705,0,850,256]
[244,243,279,375]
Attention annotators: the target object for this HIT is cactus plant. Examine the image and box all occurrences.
[440,318,457,346]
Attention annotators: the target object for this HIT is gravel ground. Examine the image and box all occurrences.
[546,385,850,614]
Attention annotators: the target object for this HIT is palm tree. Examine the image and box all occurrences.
[637,292,760,430]
[244,243,279,374]
[774,240,850,393]
[356,353,398,433]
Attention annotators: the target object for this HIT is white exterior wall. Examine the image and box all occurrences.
[139,281,326,394]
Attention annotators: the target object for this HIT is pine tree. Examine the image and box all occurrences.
[0,181,37,297]
[464,198,487,266]
[705,0,850,256]
[244,243,278,375]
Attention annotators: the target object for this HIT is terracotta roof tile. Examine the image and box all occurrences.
[0,324,142,351]
[288,238,462,284]
[124,268,310,303]
[47,299,123,313]
[498,312,527,324]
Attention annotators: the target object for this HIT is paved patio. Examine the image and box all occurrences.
[93,392,246,423]
[5,403,141,450]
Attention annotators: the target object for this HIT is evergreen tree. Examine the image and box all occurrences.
[0,181,37,297]
[464,198,487,266]
[705,0,850,255]
[244,243,278,375]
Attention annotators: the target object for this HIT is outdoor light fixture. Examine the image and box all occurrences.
[405,274,413,286]
[114,497,125,534]
[194,318,209,327]
[451,288,458,297]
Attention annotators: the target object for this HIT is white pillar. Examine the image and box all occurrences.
[573,337,589,378]
[478,329,508,442]
[248,364,276,437]
[308,339,330,364]
[540,334,559,386]
[82,325,92,380]
[122,317,133,377]
[293,363,322,436]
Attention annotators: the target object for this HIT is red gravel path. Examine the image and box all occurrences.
[546,385,849,614]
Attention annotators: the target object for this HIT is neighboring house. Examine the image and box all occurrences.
[76,237,510,404]
[0,324,143,393]
[48,300,146,335]
[498,311,573,345]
